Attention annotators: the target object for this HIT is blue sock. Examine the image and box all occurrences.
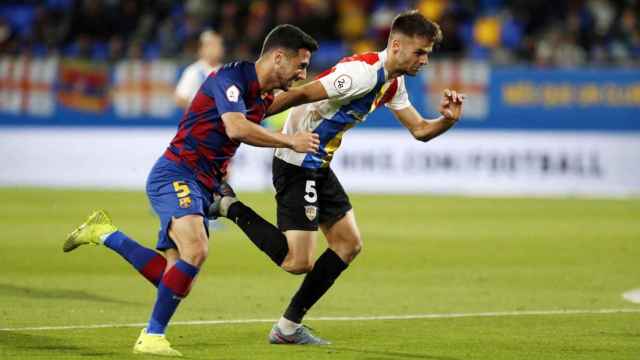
[103,231,167,286]
[147,260,199,334]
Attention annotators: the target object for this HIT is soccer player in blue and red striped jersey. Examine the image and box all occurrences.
[63,24,319,357]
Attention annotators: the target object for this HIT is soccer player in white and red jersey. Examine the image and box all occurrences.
[210,10,465,344]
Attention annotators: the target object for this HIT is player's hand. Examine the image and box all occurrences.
[439,89,465,122]
[290,131,320,153]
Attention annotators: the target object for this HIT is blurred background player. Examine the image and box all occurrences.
[62,24,320,357]
[174,29,224,108]
[175,29,226,230]
[209,10,464,345]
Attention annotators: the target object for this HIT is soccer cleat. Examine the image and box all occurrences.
[208,182,238,219]
[133,328,182,357]
[63,210,117,252]
[216,181,237,198]
[268,324,331,345]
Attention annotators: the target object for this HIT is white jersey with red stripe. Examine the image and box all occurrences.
[175,60,221,105]
[274,50,412,169]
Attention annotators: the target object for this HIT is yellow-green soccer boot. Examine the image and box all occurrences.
[63,210,118,252]
[133,328,183,357]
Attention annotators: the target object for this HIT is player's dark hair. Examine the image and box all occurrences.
[260,24,319,56]
[390,10,443,44]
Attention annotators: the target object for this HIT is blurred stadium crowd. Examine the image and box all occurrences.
[0,0,639,70]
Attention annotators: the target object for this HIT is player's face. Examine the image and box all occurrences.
[200,35,224,66]
[394,35,433,76]
[275,49,311,91]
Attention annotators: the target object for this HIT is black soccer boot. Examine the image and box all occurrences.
[208,181,238,219]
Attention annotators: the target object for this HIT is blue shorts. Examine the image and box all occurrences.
[146,156,214,251]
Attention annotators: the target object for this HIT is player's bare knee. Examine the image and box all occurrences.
[351,236,363,257]
[344,240,363,262]
[192,243,209,266]
[169,215,209,267]
[333,235,363,263]
[181,241,208,267]
[287,263,314,274]
[281,257,314,274]
[183,251,207,267]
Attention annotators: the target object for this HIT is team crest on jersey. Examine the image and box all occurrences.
[179,196,192,209]
[304,205,318,221]
[226,85,240,102]
[334,74,352,94]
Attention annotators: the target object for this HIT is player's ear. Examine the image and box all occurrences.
[389,37,401,53]
[273,49,285,66]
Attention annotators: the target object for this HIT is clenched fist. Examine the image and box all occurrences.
[439,89,465,122]
[290,131,320,153]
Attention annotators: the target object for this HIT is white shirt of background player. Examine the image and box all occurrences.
[174,30,224,108]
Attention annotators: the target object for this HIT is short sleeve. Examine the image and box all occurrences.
[385,76,412,110]
[176,65,202,102]
[207,71,247,115]
[318,61,377,102]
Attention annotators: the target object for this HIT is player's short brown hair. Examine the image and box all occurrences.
[390,10,443,45]
[261,24,319,56]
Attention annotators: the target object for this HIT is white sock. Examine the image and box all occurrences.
[144,328,164,337]
[99,231,116,244]
[277,317,300,335]
[220,196,238,217]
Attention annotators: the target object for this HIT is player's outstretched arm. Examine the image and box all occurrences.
[266,80,329,116]
[391,89,464,142]
[222,112,319,153]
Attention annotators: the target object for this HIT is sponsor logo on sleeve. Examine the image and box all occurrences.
[226,85,240,102]
[334,74,352,94]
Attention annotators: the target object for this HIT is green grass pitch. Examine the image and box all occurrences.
[0,188,638,359]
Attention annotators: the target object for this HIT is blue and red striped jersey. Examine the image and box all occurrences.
[164,61,273,191]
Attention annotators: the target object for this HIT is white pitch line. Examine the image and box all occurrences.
[622,289,640,304]
[1,308,639,332]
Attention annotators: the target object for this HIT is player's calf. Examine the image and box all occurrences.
[210,183,291,267]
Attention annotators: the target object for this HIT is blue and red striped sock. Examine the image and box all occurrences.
[147,260,199,335]
[103,231,167,287]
